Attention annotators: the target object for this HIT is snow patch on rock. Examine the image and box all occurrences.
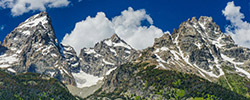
[72,70,103,88]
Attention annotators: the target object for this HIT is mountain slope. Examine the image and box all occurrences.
[87,62,247,100]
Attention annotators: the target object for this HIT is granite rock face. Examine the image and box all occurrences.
[143,16,250,80]
[61,44,80,72]
[79,34,139,77]
[60,33,140,89]
[2,12,75,85]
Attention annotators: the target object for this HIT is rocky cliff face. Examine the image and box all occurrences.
[60,44,80,72]
[141,16,250,81]
[69,34,140,88]
[79,34,139,77]
[1,12,75,85]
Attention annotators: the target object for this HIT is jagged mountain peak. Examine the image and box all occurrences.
[181,16,214,27]
[100,33,133,50]
[3,11,58,52]
[24,11,49,22]
[145,16,250,82]
[0,12,75,85]
[190,16,198,22]
[172,16,233,47]
[67,33,140,89]
[18,12,51,30]
[77,33,139,77]
[198,16,213,23]
[188,16,213,23]
[110,33,121,42]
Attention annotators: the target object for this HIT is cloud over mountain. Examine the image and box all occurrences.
[62,7,166,54]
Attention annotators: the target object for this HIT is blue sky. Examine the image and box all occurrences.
[0,0,250,52]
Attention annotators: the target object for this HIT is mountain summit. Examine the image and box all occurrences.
[1,12,75,85]
[79,33,137,75]
[70,33,139,88]
[148,16,250,81]
[3,12,57,51]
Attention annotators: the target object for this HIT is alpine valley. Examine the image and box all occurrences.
[0,12,250,100]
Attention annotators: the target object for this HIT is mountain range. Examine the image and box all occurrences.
[0,12,250,99]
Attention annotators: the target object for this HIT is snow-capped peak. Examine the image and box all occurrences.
[103,34,132,49]
[19,12,50,29]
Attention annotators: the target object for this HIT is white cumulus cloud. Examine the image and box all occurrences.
[62,7,166,54]
[223,1,250,48]
[0,0,70,16]
[62,12,115,54]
